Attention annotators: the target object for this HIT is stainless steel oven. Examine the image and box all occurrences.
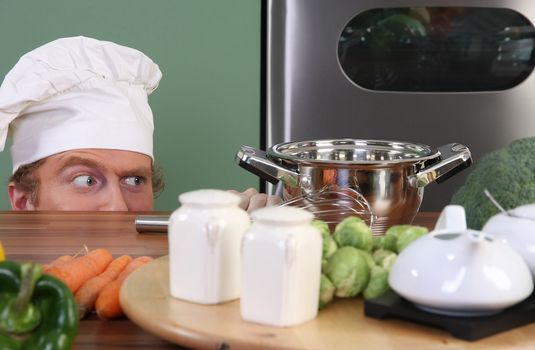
[261,0,535,210]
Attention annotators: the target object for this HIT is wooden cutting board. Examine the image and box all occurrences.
[120,256,535,350]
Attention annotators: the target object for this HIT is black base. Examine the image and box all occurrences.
[364,291,535,341]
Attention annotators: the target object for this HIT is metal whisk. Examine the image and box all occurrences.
[279,186,376,229]
[135,187,376,234]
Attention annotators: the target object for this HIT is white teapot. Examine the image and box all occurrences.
[483,204,535,278]
[389,205,533,316]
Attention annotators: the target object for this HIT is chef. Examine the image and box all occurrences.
[0,36,279,211]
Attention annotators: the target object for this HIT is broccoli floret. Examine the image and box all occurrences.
[451,137,535,229]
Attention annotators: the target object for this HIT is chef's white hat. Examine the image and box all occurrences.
[0,36,162,173]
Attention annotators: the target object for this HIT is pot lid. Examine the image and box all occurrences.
[268,139,439,165]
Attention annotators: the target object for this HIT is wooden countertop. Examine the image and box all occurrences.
[1,211,174,350]
[2,211,532,350]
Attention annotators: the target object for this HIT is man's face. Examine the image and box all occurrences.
[21,149,154,211]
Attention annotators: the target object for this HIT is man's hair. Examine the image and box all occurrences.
[9,159,165,207]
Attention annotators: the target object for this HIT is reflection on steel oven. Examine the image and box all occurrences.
[261,1,535,210]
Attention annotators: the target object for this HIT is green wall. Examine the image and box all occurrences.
[0,0,261,210]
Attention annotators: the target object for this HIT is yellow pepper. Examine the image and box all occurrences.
[0,241,5,261]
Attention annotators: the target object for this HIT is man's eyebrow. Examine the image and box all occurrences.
[54,157,152,178]
[120,166,152,178]
[55,156,106,176]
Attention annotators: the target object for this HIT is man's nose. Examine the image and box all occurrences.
[102,185,129,211]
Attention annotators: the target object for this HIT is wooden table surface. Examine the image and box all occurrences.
[0,211,176,350]
[3,211,532,350]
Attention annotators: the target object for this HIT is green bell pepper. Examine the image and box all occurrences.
[0,261,79,350]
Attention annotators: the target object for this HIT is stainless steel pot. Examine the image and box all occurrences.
[236,139,472,233]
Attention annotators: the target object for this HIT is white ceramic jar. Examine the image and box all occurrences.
[240,206,322,327]
[168,189,250,304]
[483,204,535,278]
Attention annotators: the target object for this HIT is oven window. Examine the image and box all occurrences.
[338,7,535,92]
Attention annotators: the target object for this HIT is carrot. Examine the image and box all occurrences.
[95,256,153,320]
[42,255,74,272]
[46,248,113,293]
[75,255,133,319]
[43,245,92,271]
[43,245,89,271]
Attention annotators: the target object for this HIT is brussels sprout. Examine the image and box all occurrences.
[312,219,330,236]
[323,236,338,259]
[325,246,371,298]
[312,219,338,259]
[372,248,395,266]
[358,249,375,269]
[382,225,411,252]
[319,274,335,309]
[363,266,391,300]
[383,225,428,253]
[333,216,373,252]
[322,258,328,272]
[372,235,384,250]
[395,226,428,253]
[381,232,398,252]
[381,253,397,270]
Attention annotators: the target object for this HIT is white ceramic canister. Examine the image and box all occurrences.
[240,206,322,327]
[483,204,535,278]
[168,189,250,304]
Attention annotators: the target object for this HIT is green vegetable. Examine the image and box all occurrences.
[358,250,375,269]
[377,13,427,37]
[0,261,79,350]
[322,259,328,272]
[318,274,335,309]
[312,220,337,259]
[382,225,428,253]
[333,216,373,252]
[380,253,397,270]
[0,263,42,335]
[383,225,412,247]
[451,137,535,229]
[324,246,371,298]
[372,236,383,250]
[363,266,391,300]
[372,249,395,266]
[395,226,427,252]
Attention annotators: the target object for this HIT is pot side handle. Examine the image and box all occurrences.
[235,146,300,186]
[413,143,472,188]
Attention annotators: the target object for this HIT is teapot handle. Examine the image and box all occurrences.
[434,205,467,232]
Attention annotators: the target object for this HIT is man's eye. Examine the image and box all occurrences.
[124,176,144,186]
[73,175,96,187]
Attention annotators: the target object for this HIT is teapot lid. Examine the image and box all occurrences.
[510,204,535,220]
[251,206,314,225]
[178,189,241,207]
